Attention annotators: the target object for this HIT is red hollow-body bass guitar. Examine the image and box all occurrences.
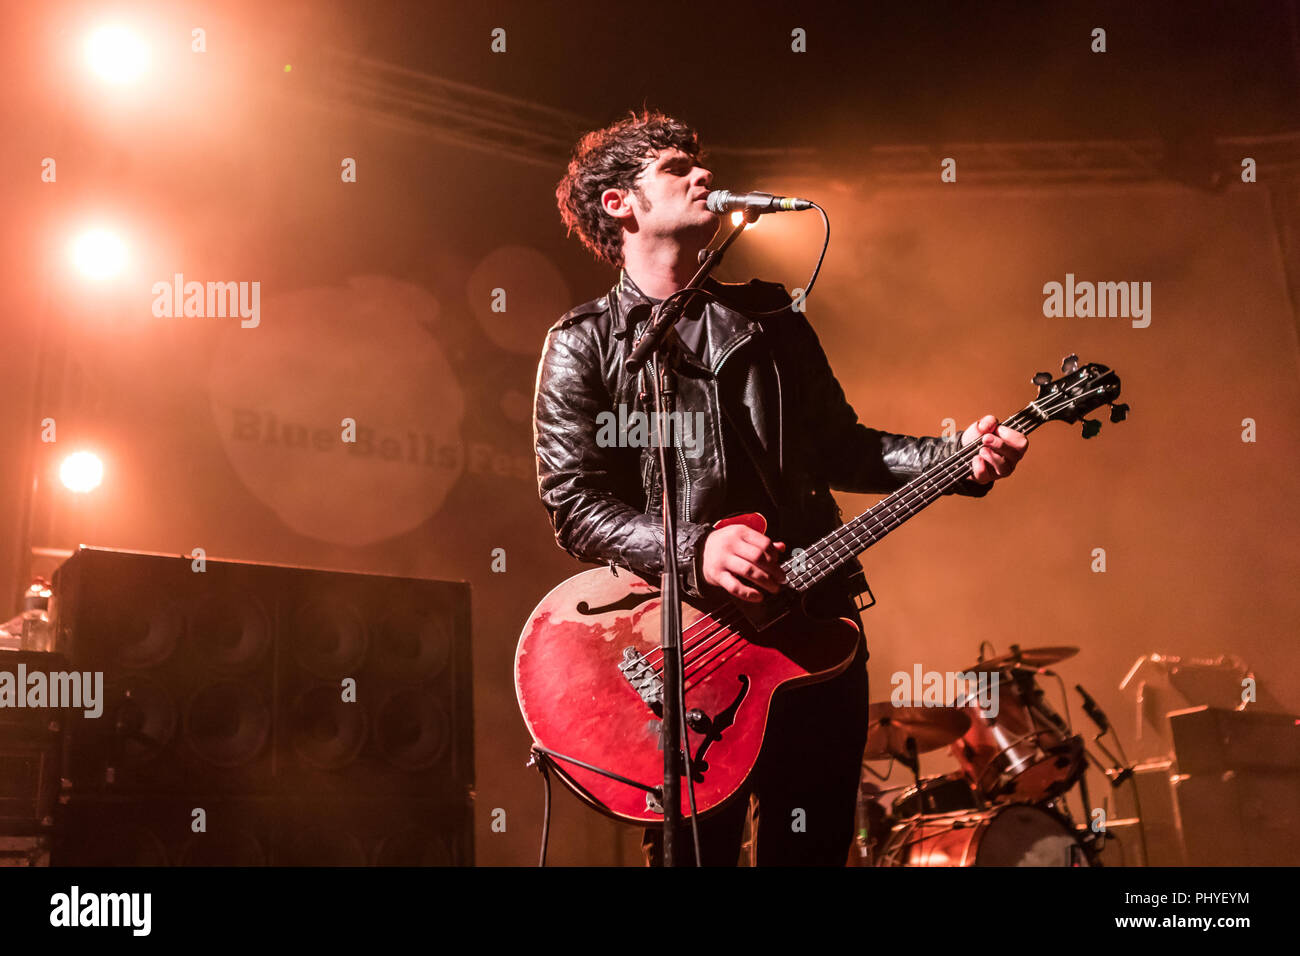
[516,358,1125,823]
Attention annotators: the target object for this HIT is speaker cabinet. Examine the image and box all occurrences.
[1168,705,1300,775]
[1110,759,1187,866]
[1167,706,1300,866]
[1173,771,1300,866]
[48,547,473,865]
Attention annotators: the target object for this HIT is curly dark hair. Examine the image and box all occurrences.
[555,108,705,268]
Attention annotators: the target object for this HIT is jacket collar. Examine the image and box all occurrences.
[609,268,761,374]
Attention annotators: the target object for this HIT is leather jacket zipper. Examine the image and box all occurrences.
[677,444,692,523]
[646,350,692,524]
[711,330,755,377]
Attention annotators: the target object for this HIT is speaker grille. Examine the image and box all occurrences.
[50,547,474,865]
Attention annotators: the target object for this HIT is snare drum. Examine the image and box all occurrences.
[876,803,1091,867]
[950,670,1084,804]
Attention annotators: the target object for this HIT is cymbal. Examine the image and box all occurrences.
[962,645,1079,674]
[863,703,971,761]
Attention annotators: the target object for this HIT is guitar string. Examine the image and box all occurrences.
[636,378,1113,687]
[670,405,1050,683]
[644,432,1001,684]
[643,418,1020,682]
[674,449,987,686]
[777,375,1116,595]
[667,382,1111,684]
[657,374,1110,659]
[647,415,1018,671]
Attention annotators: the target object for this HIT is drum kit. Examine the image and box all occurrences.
[854,644,1112,867]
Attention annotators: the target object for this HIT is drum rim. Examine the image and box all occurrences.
[877,802,1085,867]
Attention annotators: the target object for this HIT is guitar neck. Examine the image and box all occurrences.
[782,404,1047,592]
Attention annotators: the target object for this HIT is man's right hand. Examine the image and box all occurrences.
[700,525,787,603]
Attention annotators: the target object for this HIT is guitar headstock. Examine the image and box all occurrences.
[1031,354,1128,438]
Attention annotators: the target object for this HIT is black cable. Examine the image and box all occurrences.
[1123,761,1151,867]
[655,201,831,323]
[803,203,831,304]
[1103,726,1150,868]
[677,620,702,867]
[530,748,552,868]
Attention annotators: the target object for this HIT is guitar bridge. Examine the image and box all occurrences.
[619,646,663,706]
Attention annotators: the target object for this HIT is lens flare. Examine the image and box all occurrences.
[60,452,105,493]
[84,25,149,85]
[70,228,127,279]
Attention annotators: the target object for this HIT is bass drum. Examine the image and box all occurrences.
[876,804,1092,867]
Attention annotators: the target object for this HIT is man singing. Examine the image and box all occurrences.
[534,108,1027,865]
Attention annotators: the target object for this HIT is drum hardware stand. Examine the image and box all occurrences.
[1072,683,1149,867]
[892,732,950,815]
[1022,668,1075,736]
[1069,758,1102,855]
[859,733,937,864]
[952,738,995,812]
[1025,672,1123,865]
[853,773,913,866]
[853,782,881,865]
[1024,668,1091,797]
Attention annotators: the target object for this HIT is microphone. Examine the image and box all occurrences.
[1075,683,1111,734]
[705,190,814,215]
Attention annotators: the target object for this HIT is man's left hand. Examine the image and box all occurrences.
[960,415,1028,484]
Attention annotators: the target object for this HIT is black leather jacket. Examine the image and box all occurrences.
[533,269,991,606]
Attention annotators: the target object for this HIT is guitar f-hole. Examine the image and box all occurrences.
[690,674,750,774]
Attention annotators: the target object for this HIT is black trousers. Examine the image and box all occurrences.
[642,607,869,867]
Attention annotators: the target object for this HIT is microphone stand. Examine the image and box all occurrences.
[624,209,757,866]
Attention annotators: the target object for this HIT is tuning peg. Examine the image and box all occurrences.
[1032,371,1052,387]
[1061,353,1079,374]
[1081,418,1101,439]
[1109,402,1130,423]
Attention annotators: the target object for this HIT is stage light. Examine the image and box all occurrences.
[731,212,757,229]
[59,452,104,494]
[84,25,149,85]
[70,228,127,279]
